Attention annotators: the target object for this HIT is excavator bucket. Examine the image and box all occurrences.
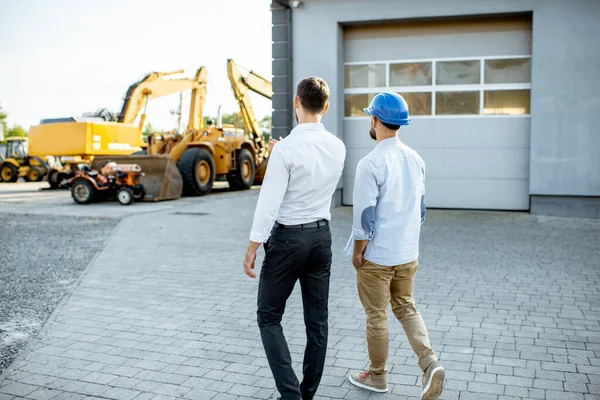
[91,155,183,201]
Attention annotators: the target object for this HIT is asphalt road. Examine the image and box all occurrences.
[0,213,119,375]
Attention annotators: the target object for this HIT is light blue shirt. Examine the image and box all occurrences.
[344,136,426,266]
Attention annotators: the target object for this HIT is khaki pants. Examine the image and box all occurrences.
[357,259,437,375]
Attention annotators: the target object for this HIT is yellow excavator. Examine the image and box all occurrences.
[25,68,209,199]
[92,59,273,197]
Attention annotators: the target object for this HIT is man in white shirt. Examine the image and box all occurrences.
[344,92,445,400]
[243,77,346,400]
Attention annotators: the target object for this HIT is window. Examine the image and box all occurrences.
[390,62,431,86]
[344,56,531,117]
[345,64,385,88]
[436,60,480,85]
[485,58,531,84]
[436,91,480,115]
[484,90,530,115]
[398,92,432,116]
[344,93,376,117]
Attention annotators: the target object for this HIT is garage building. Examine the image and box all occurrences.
[270,0,600,218]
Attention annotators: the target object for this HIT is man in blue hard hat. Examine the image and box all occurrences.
[344,92,445,399]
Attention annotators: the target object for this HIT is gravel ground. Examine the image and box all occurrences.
[0,214,119,375]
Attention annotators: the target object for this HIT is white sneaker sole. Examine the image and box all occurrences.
[348,373,389,393]
[422,366,445,400]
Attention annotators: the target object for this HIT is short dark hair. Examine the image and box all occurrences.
[296,77,330,114]
[381,121,400,131]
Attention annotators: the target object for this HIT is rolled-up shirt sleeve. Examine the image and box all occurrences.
[352,158,379,241]
[249,146,289,243]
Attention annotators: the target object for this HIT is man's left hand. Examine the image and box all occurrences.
[243,249,257,278]
[268,139,278,151]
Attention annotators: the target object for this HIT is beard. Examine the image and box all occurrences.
[369,128,377,141]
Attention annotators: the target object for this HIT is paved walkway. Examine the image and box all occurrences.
[1,189,599,400]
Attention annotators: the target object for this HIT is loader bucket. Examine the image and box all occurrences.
[91,155,183,201]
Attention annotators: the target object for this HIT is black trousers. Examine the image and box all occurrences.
[257,223,332,400]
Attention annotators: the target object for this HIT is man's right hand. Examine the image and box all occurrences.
[243,241,261,279]
[243,249,257,279]
[268,137,282,151]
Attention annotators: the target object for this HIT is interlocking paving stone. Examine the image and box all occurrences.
[0,190,599,399]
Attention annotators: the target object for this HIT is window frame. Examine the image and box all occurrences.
[344,54,532,119]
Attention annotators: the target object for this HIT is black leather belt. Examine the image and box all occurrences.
[274,220,329,229]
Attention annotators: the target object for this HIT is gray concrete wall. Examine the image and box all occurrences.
[529,0,600,197]
[531,196,600,219]
[285,0,600,217]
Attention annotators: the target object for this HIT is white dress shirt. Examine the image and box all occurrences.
[249,123,346,243]
[344,136,426,266]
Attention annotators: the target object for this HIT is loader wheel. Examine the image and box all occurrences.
[48,169,61,189]
[28,166,44,182]
[227,149,255,191]
[178,148,215,196]
[132,185,145,201]
[117,187,134,205]
[0,163,18,183]
[71,179,96,204]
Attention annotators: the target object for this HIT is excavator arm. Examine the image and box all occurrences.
[117,69,202,127]
[145,66,208,160]
[227,59,272,165]
[187,67,209,131]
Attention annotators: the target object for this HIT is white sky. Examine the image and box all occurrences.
[0,0,273,130]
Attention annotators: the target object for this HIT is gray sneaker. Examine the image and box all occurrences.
[422,362,445,400]
[348,370,389,393]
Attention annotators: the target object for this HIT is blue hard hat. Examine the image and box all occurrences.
[363,92,411,126]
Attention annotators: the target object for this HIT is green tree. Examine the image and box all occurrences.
[0,105,28,142]
[203,113,244,129]
[0,104,8,141]
[260,114,272,140]
[221,112,243,129]
[142,122,158,136]
[6,125,28,139]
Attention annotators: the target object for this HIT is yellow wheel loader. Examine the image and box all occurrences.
[0,137,49,183]
[95,60,273,197]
